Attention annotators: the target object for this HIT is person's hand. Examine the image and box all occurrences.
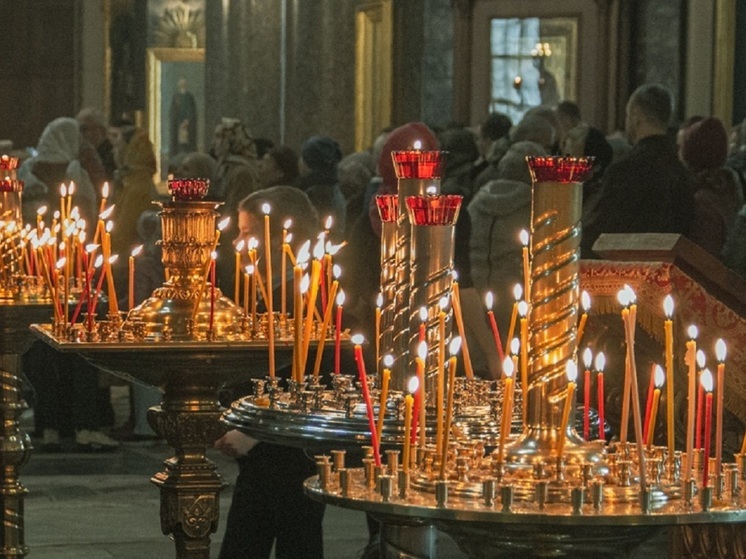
[214,430,259,458]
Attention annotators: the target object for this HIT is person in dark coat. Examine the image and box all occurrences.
[581,84,695,258]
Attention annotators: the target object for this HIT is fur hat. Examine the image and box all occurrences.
[681,116,728,171]
[301,135,343,172]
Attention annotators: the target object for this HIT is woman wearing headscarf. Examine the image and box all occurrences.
[209,117,260,210]
[18,117,97,233]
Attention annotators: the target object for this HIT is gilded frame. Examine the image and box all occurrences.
[146,47,205,185]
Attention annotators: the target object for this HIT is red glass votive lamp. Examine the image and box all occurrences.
[0,155,19,171]
[375,194,399,223]
[526,156,595,183]
[0,178,22,193]
[168,178,210,201]
[405,194,462,226]
[391,150,446,180]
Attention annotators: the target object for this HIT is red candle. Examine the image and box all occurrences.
[418,306,427,344]
[209,252,216,333]
[701,369,714,487]
[695,378,704,450]
[582,348,592,440]
[596,352,606,441]
[353,335,381,466]
[411,384,421,445]
[643,363,656,444]
[485,292,504,363]
[334,290,345,374]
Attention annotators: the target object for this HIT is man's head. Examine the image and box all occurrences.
[76,107,108,148]
[625,84,673,145]
[555,101,582,144]
[478,113,512,157]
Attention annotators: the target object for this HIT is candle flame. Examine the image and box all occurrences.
[624,284,636,304]
[235,239,245,252]
[439,296,449,311]
[131,245,143,258]
[425,185,437,195]
[513,284,523,301]
[408,375,419,394]
[383,354,394,368]
[595,352,606,372]
[419,306,428,322]
[336,289,345,306]
[583,347,592,368]
[417,340,428,360]
[688,325,698,340]
[616,289,631,307]
[60,183,67,197]
[351,333,365,345]
[54,210,60,219]
[517,300,528,317]
[248,237,259,251]
[700,368,713,392]
[37,205,48,216]
[245,264,255,274]
[654,364,665,388]
[485,291,494,309]
[94,255,104,267]
[332,264,341,278]
[376,292,383,308]
[324,215,333,230]
[285,233,293,244]
[565,360,578,383]
[696,349,706,369]
[102,182,109,199]
[313,237,325,259]
[519,229,529,246]
[413,140,422,150]
[109,254,119,265]
[283,219,292,229]
[68,181,75,195]
[210,251,217,260]
[663,294,674,318]
[217,217,230,231]
[105,221,113,233]
[100,205,115,220]
[510,337,520,355]
[581,290,591,312]
[449,336,462,356]
[55,257,66,269]
[715,339,726,362]
[300,274,310,294]
[262,203,271,215]
[502,356,514,378]
[452,270,459,282]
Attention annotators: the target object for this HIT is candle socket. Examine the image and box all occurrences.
[500,485,514,513]
[483,478,496,507]
[339,468,351,497]
[492,460,505,485]
[379,475,393,503]
[667,452,681,483]
[398,470,410,499]
[617,460,632,487]
[363,459,375,489]
[699,486,713,511]
[725,465,739,499]
[535,480,548,510]
[715,473,724,500]
[683,478,696,507]
[692,449,704,472]
[435,480,449,508]
[374,465,385,492]
[581,462,593,487]
[571,486,585,515]
[736,453,746,482]
[639,488,652,514]
[591,479,604,510]
[317,461,332,491]
[331,450,346,472]
[554,456,566,482]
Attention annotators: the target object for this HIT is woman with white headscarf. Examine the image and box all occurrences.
[18,117,97,233]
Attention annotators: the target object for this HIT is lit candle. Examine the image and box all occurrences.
[663,295,675,460]
[417,305,427,344]
[485,291,505,363]
[103,221,119,316]
[59,183,67,222]
[300,239,324,371]
[506,284,522,348]
[376,355,393,448]
[234,240,245,305]
[128,244,143,310]
[243,266,250,315]
[352,334,381,467]
[439,337,461,479]
[577,290,590,346]
[646,365,664,449]
[66,181,75,218]
[618,288,632,444]
[99,181,109,216]
[292,248,307,381]
[334,290,345,375]
[556,360,578,457]
[88,255,108,325]
[497,356,515,463]
[701,368,714,487]
[695,350,706,449]
[643,363,657,444]
[415,341,427,449]
[246,265,257,328]
[403,376,416,474]
[281,219,291,316]
[510,338,519,383]
[375,292,383,372]
[36,205,47,234]
[583,348,592,440]
[436,297,447,456]
[519,229,530,299]
[451,276,474,379]
[262,204,275,378]
[311,274,339,379]
[596,352,606,441]
[715,339,726,482]
[685,325,698,479]
[518,300,528,423]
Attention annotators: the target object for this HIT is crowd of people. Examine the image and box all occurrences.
[7,82,746,557]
